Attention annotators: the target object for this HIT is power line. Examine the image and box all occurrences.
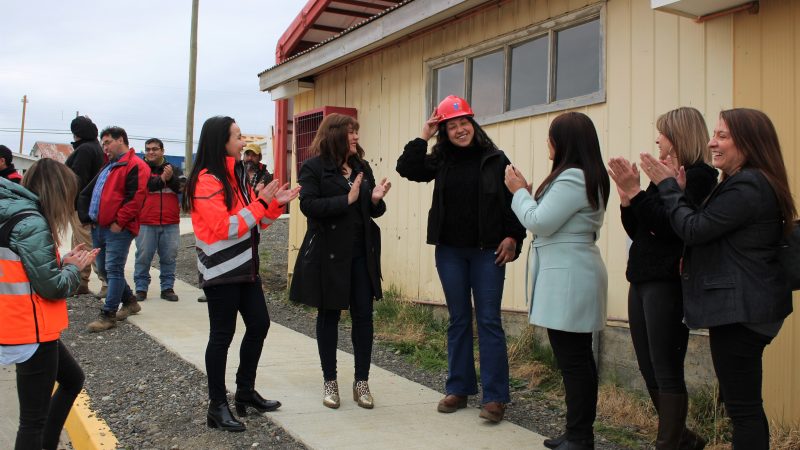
[0,128,197,144]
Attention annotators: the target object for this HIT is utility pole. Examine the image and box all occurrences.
[185,0,199,172]
[19,95,28,153]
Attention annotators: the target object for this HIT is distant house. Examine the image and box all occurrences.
[30,141,73,163]
[7,152,40,175]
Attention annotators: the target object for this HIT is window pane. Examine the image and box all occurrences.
[509,36,548,110]
[435,62,465,103]
[470,50,504,116]
[555,19,600,101]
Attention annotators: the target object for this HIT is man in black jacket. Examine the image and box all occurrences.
[66,116,107,296]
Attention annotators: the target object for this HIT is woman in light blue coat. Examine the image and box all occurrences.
[505,112,609,450]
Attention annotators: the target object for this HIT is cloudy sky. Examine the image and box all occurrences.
[0,1,299,156]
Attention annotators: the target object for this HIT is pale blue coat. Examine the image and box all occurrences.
[511,168,607,333]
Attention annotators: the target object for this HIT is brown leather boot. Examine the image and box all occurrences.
[116,297,141,321]
[87,310,117,332]
[437,394,467,413]
[479,401,506,423]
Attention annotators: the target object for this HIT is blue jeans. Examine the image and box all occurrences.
[435,245,510,404]
[134,224,179,292]
[92,226,134,313]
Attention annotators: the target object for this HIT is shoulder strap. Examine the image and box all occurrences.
[0,210,39,248]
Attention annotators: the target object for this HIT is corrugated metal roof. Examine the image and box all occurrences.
[261,0,413,76]
[31,141,73,163]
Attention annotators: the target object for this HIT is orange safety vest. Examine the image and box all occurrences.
[0,214,68,345]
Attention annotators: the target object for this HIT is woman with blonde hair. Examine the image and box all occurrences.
[641,108,795,449]
[608,107,717,449]
[0,158,98,450]
[291,113,390,409]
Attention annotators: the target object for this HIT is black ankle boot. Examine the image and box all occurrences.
[544,433,566,449]
[234,388,281,416]
[207,399,246,432]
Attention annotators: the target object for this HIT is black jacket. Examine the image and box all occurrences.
[621,162,717,283]
[290,156,385,309]
[66,139,105,192]
[658,168,792,328]
[395,138,526,258]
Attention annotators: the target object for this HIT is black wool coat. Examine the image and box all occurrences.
[289,155,386,310]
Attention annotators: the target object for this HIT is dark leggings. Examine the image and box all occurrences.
[628,281,689,394]
[316,255,374,381]
[709,323,773,450]
[547,328,597,442]
[15,340,85,450]
[204,280,270,402]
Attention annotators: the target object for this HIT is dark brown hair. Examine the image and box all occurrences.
[719,108,797,235]
[310,113,363,170]
[535,112,610,210]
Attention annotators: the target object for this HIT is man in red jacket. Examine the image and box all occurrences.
[78,126,150,332]
[133,138,183,302]
[0,145,23,183]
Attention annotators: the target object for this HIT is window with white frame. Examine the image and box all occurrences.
[429,5,604,124]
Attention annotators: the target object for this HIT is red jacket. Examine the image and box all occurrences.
[140,159,182,225]
[191,157,283,287]
[78,148,150,235]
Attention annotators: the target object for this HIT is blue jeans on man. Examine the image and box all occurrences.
[133,224,179,294]
[92,226,135,313]
[435,245,510,404]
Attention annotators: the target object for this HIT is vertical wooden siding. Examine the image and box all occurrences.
[733,0,800,424]
[286,0,732,319]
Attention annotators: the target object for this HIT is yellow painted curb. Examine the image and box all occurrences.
[64,389,118,450]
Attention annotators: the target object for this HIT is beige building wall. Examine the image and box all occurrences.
[287,0,733,320]
[732,0,800,424]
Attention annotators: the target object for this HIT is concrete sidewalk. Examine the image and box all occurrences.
[2,217,549,449]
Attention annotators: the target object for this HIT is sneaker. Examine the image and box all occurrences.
[135,291,147,301]
[74,285,94,296]
[116,299,141,321]
[161,289,179,302]
[87,310,117,332]
[95,284,108,299]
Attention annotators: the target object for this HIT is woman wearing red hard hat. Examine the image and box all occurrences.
[396,95,526,423]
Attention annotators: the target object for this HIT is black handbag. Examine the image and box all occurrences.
[778,220,800,291]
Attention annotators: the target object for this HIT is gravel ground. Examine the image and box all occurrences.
[64,217,646,449]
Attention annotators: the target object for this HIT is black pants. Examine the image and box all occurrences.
[709,323,773,450]
[548,328,597,442]
[317,255,374,382]
[204,280,270,402]
[628,281,689,394]
[15,340,85,450]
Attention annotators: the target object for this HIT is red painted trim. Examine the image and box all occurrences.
[273,100,288,186]
[275,0,334,62]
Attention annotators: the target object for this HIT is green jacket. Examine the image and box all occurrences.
[0,178,80,299]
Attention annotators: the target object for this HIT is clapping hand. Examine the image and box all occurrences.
[371,178,391,205]
[504,164,531,194]
[639,153,685,190]
[607,157,641,206]
[63,244,99,271]
[347,173,364,205]
[274,183,301,205]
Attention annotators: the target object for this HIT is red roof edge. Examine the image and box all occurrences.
[276,0,334,63]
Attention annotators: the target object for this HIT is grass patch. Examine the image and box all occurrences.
[374,285,449,372]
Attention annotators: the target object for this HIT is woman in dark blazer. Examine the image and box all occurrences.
[641,108,796,450]
[290,113,391,410]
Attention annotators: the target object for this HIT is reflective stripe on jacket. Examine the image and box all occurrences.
[191,157,283,287]
[0,242,67,345]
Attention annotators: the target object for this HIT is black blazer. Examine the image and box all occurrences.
[658,168,792,328]
[289,155,385,309]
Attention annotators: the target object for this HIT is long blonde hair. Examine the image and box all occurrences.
[21,159,79,248]
[656,107,711,166]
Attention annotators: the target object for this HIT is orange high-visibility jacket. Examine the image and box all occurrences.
[0,233,68,345]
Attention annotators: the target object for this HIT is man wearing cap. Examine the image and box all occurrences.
[133,138,183,302]
[243,143,272,190]
[0,145,22,183]
[66,116,107,296]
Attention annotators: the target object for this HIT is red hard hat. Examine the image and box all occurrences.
[436,95,474,124]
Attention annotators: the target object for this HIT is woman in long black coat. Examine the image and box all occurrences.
[290,113,391,410]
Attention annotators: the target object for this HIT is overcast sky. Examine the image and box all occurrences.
[0,1,299,156]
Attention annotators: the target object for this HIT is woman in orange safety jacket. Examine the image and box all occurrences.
[0,158,98,450]
[182,116,299,432]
